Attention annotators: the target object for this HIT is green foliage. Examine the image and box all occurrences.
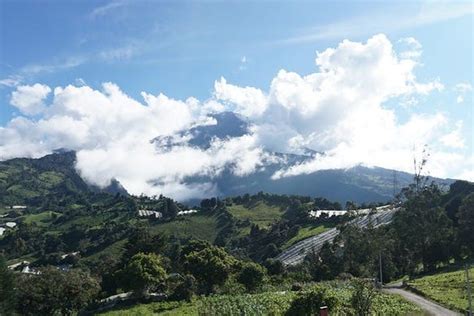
[227,200,284,227]
[100,300,197,316]
[199,291,296,316]
[123,253,167,295]
[0,255,16,315]
[16,267,100,316]
[283,223,334,249]
[99,282,421,316]
[407,266,474,312]
[457,193,474,256]
[264,258,285,276]
[125,226,167,258]
[285,284,342,316]
[350,279,378,316]
[237,261,266,292]
[392,182,455,273]
[170,274,197,302]
[152,213,220,242]
[183,242,237,294]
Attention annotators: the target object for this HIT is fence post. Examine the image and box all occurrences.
[466,264,472,316]
[320,306,328,316]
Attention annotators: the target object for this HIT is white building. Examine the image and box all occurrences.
[309,210,347,218]
[138,210,162,219]
[5,222,16,228]
[0,227,5,236]
[177,209,198,216]
[8,260,30,270]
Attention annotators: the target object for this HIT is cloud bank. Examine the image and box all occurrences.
[1,34,471,199]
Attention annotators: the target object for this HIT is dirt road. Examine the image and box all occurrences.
[384,287,461,316]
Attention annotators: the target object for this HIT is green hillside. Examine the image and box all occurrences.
[407,266,474,313]
[0,151,126,206]
[227,200,284,227]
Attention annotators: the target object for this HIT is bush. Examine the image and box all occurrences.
[237,262,266,292]
[264,258,285,275]
[170,274,196,302]
[291,282,303,291]
[123,253,167,296]
[351,279,378,316]
[215,276,246,295]
[285,285,341,316]
[16,267,100,316]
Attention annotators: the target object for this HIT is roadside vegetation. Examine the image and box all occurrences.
[101,282,421,316]
[407,266,474,313]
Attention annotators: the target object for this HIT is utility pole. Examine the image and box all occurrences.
[467,264,473,316]
[392,170,398,201]
[379,251,383,287]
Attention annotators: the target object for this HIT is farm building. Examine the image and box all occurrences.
[177,209,198,216]
[138,210,163,219]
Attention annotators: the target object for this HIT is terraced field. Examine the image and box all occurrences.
[277,206,399,265]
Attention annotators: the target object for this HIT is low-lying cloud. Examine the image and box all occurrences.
[1,34,471,200]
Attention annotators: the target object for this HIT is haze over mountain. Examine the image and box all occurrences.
[0,111,454,205]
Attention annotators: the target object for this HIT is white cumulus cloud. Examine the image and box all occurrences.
[10,84,52,115]
[0,34,472,200]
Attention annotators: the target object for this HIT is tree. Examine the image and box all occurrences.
[125,226,167,258]
[237,262,266,292]
[0,255,16,315]
[123,253,167,296]
[351,279,378,316]
[170,274,196,301]
[16,267,99,316]
[264,258,285,275]
[457,193,474,255]
[392,182,454,273]
[184,244,236,294]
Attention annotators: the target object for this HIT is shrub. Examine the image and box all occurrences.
[237,262,266,292]
[170,274,197,302]
[291,282,303,291]
[285,285,341,316]
[351,279,378,316]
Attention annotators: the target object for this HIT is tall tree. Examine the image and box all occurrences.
[392,182,454,273]
[457,193,474,256]
[16,267,99,316]
[0,255,16,315]
[123,253,167,297]
[183,243,236,294]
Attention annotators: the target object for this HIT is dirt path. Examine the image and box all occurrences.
[384,287,461,316]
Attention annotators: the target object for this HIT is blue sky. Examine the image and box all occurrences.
[0,1,472,198]
[1,1,471,112]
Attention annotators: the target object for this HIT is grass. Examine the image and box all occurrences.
[6,184,39,199]
[282,222,335,249]
[38,171,64,187]
[100,283,421,316]
[81,239,128,264]
[21,211,61,226]
[407,266,474,313]
[101,300,197,316]
[227,201,284,227]
[150,213,220,242]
